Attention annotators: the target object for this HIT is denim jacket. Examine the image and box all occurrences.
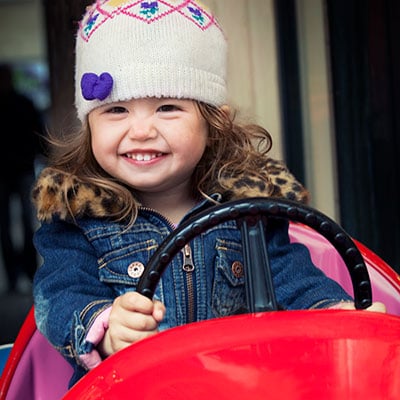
[32,160,352,386]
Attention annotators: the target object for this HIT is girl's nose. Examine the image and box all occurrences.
[127,116,157,140]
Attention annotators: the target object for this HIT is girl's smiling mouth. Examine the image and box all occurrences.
[125,152,164,161]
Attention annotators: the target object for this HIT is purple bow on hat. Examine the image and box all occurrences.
[81,72,113,101]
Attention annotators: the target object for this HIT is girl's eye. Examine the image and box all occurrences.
[158,104,180,112]
[106,106,127,114]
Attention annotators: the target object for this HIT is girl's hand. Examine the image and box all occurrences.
[365,302,387,313]
[98,291,166,357]
[336,301,387,313]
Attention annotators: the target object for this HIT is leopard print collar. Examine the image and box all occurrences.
[32,158,309,222]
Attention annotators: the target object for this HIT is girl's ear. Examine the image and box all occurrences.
[219,104,230,116]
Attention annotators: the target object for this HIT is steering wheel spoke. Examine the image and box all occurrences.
[237,216,278,312]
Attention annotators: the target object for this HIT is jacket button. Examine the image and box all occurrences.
[127,261,145,278]
[231,261,244,278]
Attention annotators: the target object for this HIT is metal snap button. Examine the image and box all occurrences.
[231,261,244,278]
[127,261,145,278]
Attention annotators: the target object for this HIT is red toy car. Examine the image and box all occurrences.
[1,198,400,399]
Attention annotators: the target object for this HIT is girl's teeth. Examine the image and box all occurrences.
[131,153,161,161]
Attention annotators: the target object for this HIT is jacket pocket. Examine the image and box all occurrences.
[212,238,246,317]
[98,238,158,291]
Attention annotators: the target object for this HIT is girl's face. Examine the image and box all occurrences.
[89,98,208,197]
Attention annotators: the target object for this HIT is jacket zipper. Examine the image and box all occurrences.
[139,206,196,323]
[182,244,195,323]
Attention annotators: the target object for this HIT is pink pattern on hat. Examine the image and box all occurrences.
[79,0,222,42]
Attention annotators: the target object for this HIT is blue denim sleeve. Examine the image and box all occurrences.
[32,220,114,371]
[266,219,354,310]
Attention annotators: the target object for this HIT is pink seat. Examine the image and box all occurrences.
[0,308,73,400]
[289,223,400,315]
[1,223,399,400]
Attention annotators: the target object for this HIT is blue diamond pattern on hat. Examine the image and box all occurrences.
[122,1,181,23]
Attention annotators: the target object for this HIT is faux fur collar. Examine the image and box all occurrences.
[32,159,309,222]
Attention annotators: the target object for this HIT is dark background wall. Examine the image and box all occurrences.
[327,0,399,272]
[42,0,92,133]
[276,0,399,272]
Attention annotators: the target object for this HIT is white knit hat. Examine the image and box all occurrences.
[75,0,227,121]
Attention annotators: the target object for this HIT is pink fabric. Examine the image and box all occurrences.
[5,330,73,400]
[80,307,111,370]
[289,223,400,315]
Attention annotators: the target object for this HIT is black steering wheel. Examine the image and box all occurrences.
[137,197,372,311]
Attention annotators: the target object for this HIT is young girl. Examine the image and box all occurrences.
[32,0,385,388]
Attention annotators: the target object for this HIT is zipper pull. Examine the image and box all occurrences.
[182,244,195,272]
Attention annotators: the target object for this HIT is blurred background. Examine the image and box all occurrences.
[0,0,399,344]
